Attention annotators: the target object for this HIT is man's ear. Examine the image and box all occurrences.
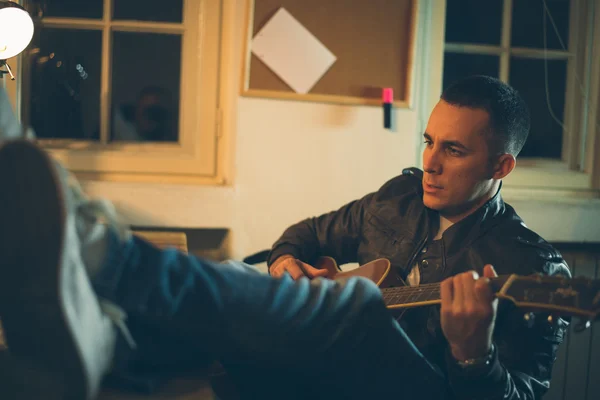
[492,154,516,179]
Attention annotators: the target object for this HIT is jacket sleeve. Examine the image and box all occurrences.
[267,192,376,267]
[445,260,571,400]
[266,172,422,267]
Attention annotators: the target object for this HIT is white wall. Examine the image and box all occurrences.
[82,0,600,261]
[83,98,418,259]
[232,99,418,258]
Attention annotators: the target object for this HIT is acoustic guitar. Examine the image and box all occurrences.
[208,256,600,399]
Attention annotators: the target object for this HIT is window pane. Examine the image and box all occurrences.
[28,28,102,140]
[111,32,181,143]
[512,0,570,50]
[442,53,500,91]
[509,58,567,159]
[113,0,183,23]
[445,0,503,45]
[37,0,103,19]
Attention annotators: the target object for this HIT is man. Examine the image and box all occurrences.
[267,75,571,398]
[0,76,568,400]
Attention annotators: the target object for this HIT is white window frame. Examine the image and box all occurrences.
[442,0,600,191]
[3,0,230,185]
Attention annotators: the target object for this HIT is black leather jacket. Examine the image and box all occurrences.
[268,169,571,400]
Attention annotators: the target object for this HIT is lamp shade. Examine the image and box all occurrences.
[0,1,34,60]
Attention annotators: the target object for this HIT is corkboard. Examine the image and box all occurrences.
[241,0,418,107]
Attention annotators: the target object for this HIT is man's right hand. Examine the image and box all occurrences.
[269,255,330,280]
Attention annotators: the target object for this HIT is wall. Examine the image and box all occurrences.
[82,0,600,261]
[83,97,418,259]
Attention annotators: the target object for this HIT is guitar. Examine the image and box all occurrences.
[209,256,600,399]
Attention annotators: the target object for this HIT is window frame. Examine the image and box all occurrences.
[3,0,229,185]
[442,0,600,191]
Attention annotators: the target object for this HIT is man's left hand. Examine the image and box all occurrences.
[440,264,498,361]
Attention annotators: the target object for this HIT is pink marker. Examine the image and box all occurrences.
[383,88,393,129]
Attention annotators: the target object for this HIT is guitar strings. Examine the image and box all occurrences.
[382,286,442,302]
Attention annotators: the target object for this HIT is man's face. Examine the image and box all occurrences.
[422,100,497,220]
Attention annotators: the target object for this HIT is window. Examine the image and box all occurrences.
[4,0,225,183]
[442,0,600,190]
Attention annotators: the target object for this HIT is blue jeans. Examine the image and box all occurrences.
[94,233,451,399]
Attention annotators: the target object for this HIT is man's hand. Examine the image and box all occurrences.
[269,255,329,280]
[440,264,498,361]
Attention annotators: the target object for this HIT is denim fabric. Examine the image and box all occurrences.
[94,232,451,399]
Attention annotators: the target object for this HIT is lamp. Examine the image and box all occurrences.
[0,1,34,80]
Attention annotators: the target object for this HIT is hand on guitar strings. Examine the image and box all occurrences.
[269,255,330,280]
[440,264,499,362]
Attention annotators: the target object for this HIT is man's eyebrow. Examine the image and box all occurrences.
[444,140,471,151]
[422,133,472,152]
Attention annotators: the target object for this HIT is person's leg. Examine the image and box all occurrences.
[87,212,451,396]
[94,234,452,399]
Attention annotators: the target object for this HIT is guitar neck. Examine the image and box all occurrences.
[326,256,598,319]
[381,276,510,309]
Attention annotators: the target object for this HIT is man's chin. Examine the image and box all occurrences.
[422,193,445,210]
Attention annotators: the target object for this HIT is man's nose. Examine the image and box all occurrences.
[423,146,442,174]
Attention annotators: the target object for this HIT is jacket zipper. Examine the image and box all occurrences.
[403,235,427,276]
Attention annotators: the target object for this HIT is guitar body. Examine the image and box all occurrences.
[314,256,405,288]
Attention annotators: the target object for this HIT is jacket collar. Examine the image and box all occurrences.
[431,182,507,256]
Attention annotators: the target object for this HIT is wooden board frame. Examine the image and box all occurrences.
[240,0,418,108]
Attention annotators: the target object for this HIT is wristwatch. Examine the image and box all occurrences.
[455,344,496,369]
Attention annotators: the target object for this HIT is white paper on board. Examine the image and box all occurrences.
[251,8,337,94]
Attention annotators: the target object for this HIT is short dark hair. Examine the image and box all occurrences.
[441,75,530,158]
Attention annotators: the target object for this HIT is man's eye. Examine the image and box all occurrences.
[448,147,462,156]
